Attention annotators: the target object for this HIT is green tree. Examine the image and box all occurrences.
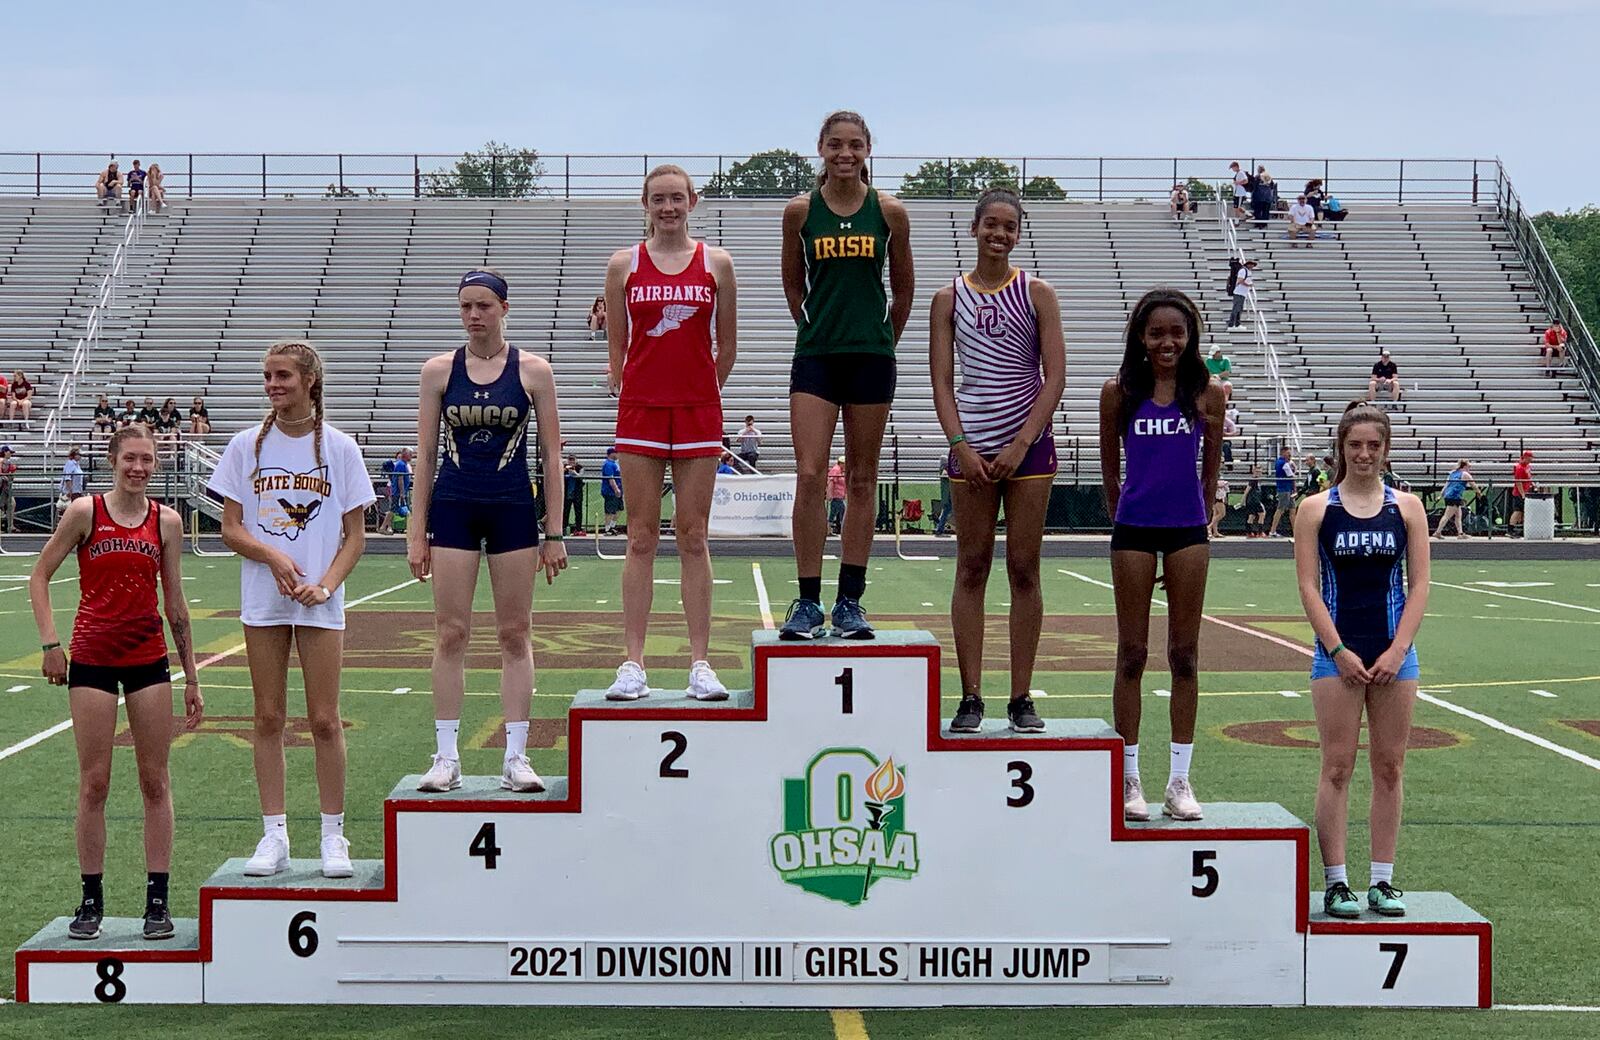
[424,141,547,198]
[1534,205,1600,341]
[702,149,815,198]
[1186,177,1217,202]
[1022,176,1066,200]
[898,158,1065,200]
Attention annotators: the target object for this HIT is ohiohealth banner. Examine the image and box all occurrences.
[707,474,797,537]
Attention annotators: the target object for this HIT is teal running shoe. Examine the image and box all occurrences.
[779,599,826,641]
[1368,881,1407,917]
[830,596,875,639]
[1324,882,1361,919]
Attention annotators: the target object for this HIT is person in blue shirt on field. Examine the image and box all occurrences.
[600,446,623,535]
[1267,443,1296,537]
[388,447,413,509]
[1434,459,1477,538]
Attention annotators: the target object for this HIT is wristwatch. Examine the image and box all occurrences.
[318,585,332,602]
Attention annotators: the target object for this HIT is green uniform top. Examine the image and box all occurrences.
[794,186,894,357]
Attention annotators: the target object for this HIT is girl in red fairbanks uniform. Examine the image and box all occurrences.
[602,163,738,701]
[30,424,203,942]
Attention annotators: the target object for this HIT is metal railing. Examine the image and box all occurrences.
[1214,191,1304,457]
[1493,162,1600,408]
[0,153,1501,203]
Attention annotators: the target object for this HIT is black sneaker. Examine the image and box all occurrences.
[1007,696,1045,733]
[143,900,175,940]
[830,597,875,639]
[778,598,826,641]
[951,696,984,733]
[68,900,103,941]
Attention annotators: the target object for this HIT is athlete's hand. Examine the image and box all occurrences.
[988,438,1029,483]
[956,443,991,487]
[606,364,621,398]
[41,646,68,686]
[1369,645,1408,686]
[183,680,204,729]
[540,538,568,584]
[289,583,331,608]
[407,533,431,582]
[1334,647,1373,687]
[266,550,305,597]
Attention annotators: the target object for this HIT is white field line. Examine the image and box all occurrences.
[1496,1004,1600,1012]
[0,577,419,764]
[752,563,775,630]
[1056,569,1600,774]
[1431,580,1600,615]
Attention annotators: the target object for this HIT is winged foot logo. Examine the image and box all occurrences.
[771,748,920,907]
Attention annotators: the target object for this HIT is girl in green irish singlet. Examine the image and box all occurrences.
[778,110,915,640]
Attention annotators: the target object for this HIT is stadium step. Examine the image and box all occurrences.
[1306,891,1491,1007]
[16,916,203,1003]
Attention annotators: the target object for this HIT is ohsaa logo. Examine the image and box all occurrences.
[770,748,919,906]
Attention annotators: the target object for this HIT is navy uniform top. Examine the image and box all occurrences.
[435,346,533,502]
[1316,485,1409,666]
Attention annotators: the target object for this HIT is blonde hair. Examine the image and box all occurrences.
[107,423,158,462]
[253,340,326,477]
[642,164,695,237]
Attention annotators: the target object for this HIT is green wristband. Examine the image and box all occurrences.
[1329,642,1346,657]
[948,433,966,447]
[41,642,61,652]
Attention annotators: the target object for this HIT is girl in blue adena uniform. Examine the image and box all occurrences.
[1293,401,1430,921]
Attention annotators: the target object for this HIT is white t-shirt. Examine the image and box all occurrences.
[1232,170,1248,195]
[1289,202,1315,225]
[1234,267,1254,297]
[209,423,375,630]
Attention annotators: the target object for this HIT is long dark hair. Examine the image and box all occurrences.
[1115,288,1210,432]
[1332,400,1391,484]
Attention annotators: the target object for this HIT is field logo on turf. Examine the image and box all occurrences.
[770,748,919,906]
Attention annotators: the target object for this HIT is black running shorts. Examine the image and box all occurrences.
[68,658,172,696]
[790,354,897,406]
[1110,523,1210,557]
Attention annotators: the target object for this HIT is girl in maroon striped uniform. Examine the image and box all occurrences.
[29,424,203,942]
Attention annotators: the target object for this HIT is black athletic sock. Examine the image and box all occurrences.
[838,564,868,601]
[798,576,822,603]
[81,873,103,908]
[146,872,169,910]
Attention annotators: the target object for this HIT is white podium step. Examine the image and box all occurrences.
[1306,892,1492,1007]
[16,916,203,1004]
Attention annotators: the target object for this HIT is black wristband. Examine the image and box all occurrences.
[544,534,564,542]
[41,642,61,652]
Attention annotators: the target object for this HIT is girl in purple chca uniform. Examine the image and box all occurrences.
[1098,289,1225,824]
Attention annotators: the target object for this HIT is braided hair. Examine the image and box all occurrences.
[252,339,326,478]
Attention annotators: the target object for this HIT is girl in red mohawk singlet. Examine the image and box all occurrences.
[29,424,203,943]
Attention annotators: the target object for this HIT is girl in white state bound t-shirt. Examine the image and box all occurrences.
[209,340,375,880]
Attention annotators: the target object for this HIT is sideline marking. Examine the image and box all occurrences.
[0,578,420,765]
[1431,580,1600,615]
[831,1009,869,1040]
[1058,568,1313,654]
[752,563,774,630]
[1531,689,1558,699]
[1497,1004,1600,1012]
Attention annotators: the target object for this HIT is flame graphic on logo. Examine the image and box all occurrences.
[864,757,905,803]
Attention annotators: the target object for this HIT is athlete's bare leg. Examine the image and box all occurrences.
[1001,478,1052,701]
[1365,679,1417,864]
[124,681,175,872]
[68,686,121,873]
[485,547,536,725]
[1109,550,1159,744]
[428,547,482,723]
[244,625,293,815]
[789,393,840,582]
[1160,543,1210,744]
[669,454,720,662]
[950,479,1003,698]
[840,403,890,568]
[295,626,347,815]
[619,453,668,665]
[1311,676,1364,871]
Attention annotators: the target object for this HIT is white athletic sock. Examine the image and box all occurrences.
[1169,742,1194,782]
[320,812,344,839]
[263,814,287,840]
[1324,864,1348,887]
[505,720,530,760]
[435,719,460,761]
[1370,861,1395,886]
[1123,744,1140,781]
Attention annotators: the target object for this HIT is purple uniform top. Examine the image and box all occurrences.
[1116,396,1206,527]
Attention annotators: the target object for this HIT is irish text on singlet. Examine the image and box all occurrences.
[71,496,166,666]
[952,269,1044,454]
[1316,484,1410,666]
[436,346,533,501]
[1115,397,1207,527]
[622,241,720,407]
[794,186,893,357]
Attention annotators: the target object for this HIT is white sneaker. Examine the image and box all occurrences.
[687,660,729,701]
[1123,775,1150,822]
[606,661,649,701]
[320,833,354,878]
[501,753,545,793]
[417,754,462,792]
[244,832,289,876]
[1163,776,1204,821]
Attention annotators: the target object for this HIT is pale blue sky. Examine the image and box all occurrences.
[5,0,1595,210]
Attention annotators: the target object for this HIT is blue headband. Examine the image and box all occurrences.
[459,270,508,301]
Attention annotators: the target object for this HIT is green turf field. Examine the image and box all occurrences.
[2,549,1598,1038]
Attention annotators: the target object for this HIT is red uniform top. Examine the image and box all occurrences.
[1544,326,1567,347]
[621,241,720,408]
[70,496,168,666]
[1513,460,1533,496]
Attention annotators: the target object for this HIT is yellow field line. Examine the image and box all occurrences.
[830,1009,869,1040]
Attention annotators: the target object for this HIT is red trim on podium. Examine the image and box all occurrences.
[15,943,201,1003]
[1309,917,1493,1008]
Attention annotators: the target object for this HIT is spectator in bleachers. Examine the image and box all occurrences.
[717,451,738,475]
[118,398,138,428]
[0,445,14,531]
[1168,183,1192,222]
[1227,259,1257,328]
[587,295,607,340]
[136,396,160,427]
[1250,167,1278,228]
[1542,320,1568,372]
[736,414,762,469]
[91,394,117,443]
[147,163,166,212]
[95,162,122,205]
[599,446,622,535]
[126,160,147,209]
[4,370,34,423]
[1323,195,1349,223]
[1205,345,1233,400]
[1368,349,1403,402]
[1303,179,1326,218]
[1510,449,1535,534]
[155,398,183,454]
[1287,195,1317,246]
[1435,459,1477,538]
[827,456,846,535]
[61,447,86,501]
[1230,162,1249,218]
[189,395,211,436]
